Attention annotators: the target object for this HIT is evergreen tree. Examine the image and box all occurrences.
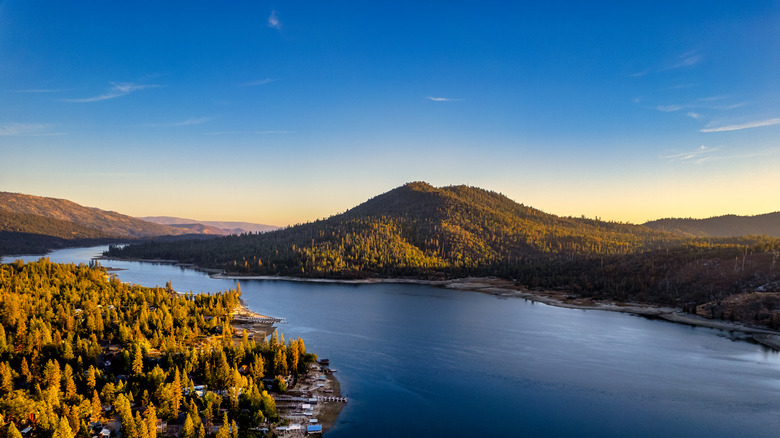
[180,413,195,438]
[85,366,96,392]
[144,404,158,438]
[6,422,22,438]
[132,346,144,375]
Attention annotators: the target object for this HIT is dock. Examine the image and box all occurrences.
[232,316,287,324]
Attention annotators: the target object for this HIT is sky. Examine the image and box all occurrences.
[1,1,778,227]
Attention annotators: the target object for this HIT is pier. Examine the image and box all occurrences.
[316,396,348,403]
[232,315,287,324]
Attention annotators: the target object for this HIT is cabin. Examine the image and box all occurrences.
[156,419,167,433]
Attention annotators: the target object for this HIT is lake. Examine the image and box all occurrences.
[4,246,780,437]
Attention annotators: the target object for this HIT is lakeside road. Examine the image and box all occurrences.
[215,273,780,351]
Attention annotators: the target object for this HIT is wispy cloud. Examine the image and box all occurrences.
[241,78,278,87]
[61,81,159,103]
[268,10,281,30]
[427,96,461,102]
[655,97,747,113]
[0,122,62,136]
[686,112,702,120]
[700,118,780,133]
[666,51,703,70]
[145,117,210,127]
[664,145,779,163]
[630,51,703,77]
[663,145,718,164]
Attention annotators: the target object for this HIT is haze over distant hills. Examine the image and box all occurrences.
[644,213,780,238]
[139,216,278,235]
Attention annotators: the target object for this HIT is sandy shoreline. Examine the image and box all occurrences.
[219,274,780,350]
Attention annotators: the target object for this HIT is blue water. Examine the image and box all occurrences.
[5,247,780,437]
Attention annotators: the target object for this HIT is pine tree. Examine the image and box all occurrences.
[52,415,74,438]
[0,362,13,394]
[0,324,7,353]
[6,422,22,438]
[20,357,32,384]
[180,413,195,438]
[215,412,230,438]
[85,365,96,392]
[145,404,158,438]
[132,345,144,375]
[44,359,61,390]
[171,367,183,416]
[135,411,149,438]
[91,390,102,422]
[62,364,77,400]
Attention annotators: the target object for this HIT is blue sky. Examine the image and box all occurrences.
[1,1,778,226]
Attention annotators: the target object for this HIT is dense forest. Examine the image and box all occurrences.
[0,259,316,437]
[645,212,780,237]
[106,183,780,316]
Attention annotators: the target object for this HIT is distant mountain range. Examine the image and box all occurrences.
[0,192,271,255]
[644,213,780,238]
[139,216,278,235]
[106,182,780,316]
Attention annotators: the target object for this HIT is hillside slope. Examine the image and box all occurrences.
[645,212,780,237]
[0,192,201,255]
[0,192,188,238]
[109,182,674,276]
[106,182,780,313]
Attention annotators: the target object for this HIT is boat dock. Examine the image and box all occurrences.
[316,396,348,403]
[232,315,287,324]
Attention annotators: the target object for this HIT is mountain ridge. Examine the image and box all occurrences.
[644,212,780,237]
[0,191,188,238]
[139,216,278,234]
[0,192,205,255]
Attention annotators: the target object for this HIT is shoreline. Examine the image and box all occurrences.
[218,273,780,350]
[103,252,780,350]
[229,302,345,434]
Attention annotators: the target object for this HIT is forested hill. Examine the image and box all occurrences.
[644,212,780,238]
[106,183,780,314]
[107,181,672,275]
[0,192,193,255]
